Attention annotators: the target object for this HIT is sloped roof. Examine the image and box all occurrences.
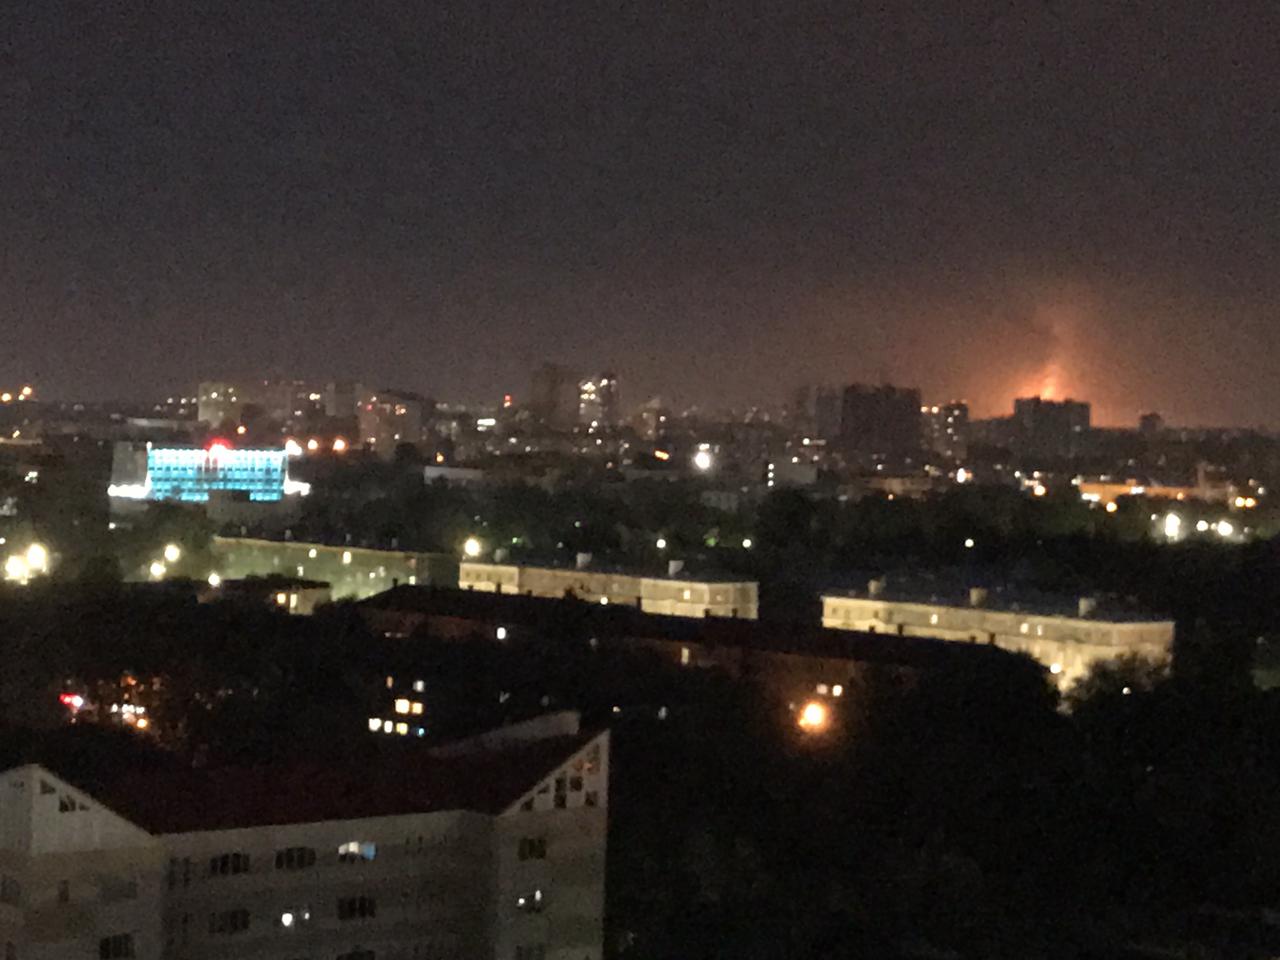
[90,733,597,835]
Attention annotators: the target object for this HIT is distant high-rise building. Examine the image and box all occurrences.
[359,389,426,459]
[197,379,325,434]
[814,387,843,442]
[324,379,362,419]
[839,384,922,461]
[922,401,969,462]
[635,396,670,441]
[1012,396,1091,459]
[1139,411,1164,435]
[529,362,577,429]
[578,373,619,432]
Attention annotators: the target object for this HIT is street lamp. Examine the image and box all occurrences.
[796,700,829,733]
[163,543,181,564]
[463,537,483,559]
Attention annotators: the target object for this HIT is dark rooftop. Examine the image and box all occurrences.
[94,733,596,834]
[360,585,1022,672]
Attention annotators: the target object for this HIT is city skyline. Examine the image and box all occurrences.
[4,4,1280,427]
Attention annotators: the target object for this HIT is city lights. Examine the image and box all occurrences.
[1162,513,1182,541]
[655,537,667,550]
[463,537,483,558]
[149,561,166,579]
[1105,501,1118,513]
[742,538,753,549]
[163,543,182,564]
[25,543,48,573]
[1032,483,1047,497]
[796,700,829,733]
[964,538,975,549]
[306,437,320,452]
[284,438,304,458]
[1216,520,1234,538]
[207,572,222,588]
[692,448,714,471]
[4,554,29,583]
[332,436,348,453]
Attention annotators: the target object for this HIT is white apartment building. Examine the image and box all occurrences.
[458,562,758,620]
[0,721,609,960]
[822,584,1174,688]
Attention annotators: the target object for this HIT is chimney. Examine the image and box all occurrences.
[575,552,592,570]
[969,587,988,608]
[867,578,886,598]
[1078,596,1097,618]
[668,559,685,577]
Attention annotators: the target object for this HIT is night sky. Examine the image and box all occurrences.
[3,2,1279,425]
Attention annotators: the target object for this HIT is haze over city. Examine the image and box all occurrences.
[4,2,1280,425]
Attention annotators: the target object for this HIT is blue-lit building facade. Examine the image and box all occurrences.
[108,442,309,504]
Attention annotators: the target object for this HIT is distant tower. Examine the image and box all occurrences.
[578,372,619,432]
[529,362,577,430]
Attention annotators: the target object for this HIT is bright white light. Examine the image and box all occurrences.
[1049,663,1063,675]
[1196,520,1209,532]
[342,550,353,564]
[955,467,969,484]
[368,718,382,731]
[1105,501,1118,513]
[797,700,829,732]
[1216,520,1234,538]
[741,538,753,549]
[284,438,303,458]
[655,537,667,550]
[332,436,348,453]
[280,912,294,928]
[692,449,713,471]
[1032,483,1047,497]
[163,543,181,563]
[306,438,320,452]
[25,543,48,572]
[831,684,844,698]
[496,626,508,641]
[207,572,222,588]
[599,596,609,606]
[149,561,166,579]
[963,538,975,549]
[1163,513,1182,540]
[463,536,482,558]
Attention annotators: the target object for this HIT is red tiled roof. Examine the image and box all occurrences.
[98,733,596,834]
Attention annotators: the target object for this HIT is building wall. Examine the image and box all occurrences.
[161,809,494,960]
[495,734,608,960]
[212,537,459,601]
[459,563,759,620]
[0,766,166,960]
[821,596,1173,687]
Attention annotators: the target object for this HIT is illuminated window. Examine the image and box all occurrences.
[337,841,377,863]
[680,646,690,665]
[410,702,423,715]
[515,888,545,913]
[394,699,410,715]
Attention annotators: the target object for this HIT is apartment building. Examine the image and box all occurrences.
[458,561,758,620]
[0,720,608,960]
[822,583,1174,687]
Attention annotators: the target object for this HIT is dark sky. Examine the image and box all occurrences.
[3,2,1279,425]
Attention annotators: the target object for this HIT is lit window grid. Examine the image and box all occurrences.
[145,448,289,502]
